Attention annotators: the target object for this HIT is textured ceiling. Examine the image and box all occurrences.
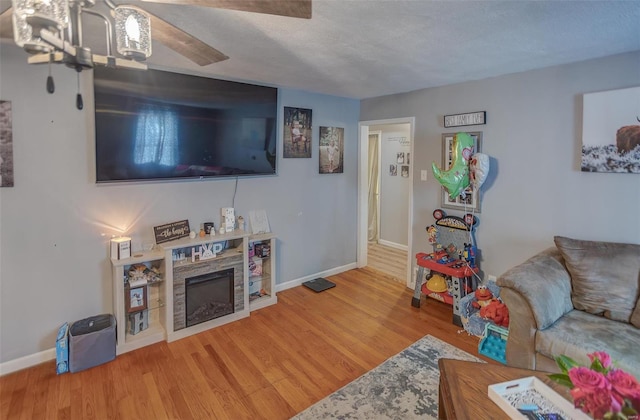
[3,0,640,99]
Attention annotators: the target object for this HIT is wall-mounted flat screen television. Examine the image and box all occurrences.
[94,67,278,183]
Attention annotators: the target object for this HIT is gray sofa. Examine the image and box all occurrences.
[497,236,640,379]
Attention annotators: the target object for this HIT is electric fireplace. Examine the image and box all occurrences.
[185,268,234,327]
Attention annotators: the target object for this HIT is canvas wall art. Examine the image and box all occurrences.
[0,100,14,187]
[582,86,640,173]
[319,126,344,173]
[284,107,312,158]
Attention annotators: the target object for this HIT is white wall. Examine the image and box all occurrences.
[371,123,411,247]
[0,43,360,364]
[361,51,640,281]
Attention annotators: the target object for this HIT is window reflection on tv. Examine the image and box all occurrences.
[94,67,278,183]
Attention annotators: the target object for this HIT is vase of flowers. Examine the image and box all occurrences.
[550,352,639,420]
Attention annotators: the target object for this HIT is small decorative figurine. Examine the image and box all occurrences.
[189,230,196,239]
[199,228,206,237]
[200,243,215,259]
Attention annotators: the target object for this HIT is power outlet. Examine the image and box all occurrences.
[488,274,497,282]
[420,170,428,181]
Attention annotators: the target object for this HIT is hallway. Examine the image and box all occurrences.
[367,242,408,284]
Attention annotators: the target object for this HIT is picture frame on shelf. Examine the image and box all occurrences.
[126,285,147,313]
[440,131,482,213]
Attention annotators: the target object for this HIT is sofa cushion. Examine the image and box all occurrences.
[536,309,640,379]
[554,236,640,323]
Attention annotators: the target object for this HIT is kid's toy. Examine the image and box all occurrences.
[472,285,494,309]
[56,322,69,374]
[459,280,503,336]
[412,209,480,327]
[479,323,508,364]
[480,299,510,328]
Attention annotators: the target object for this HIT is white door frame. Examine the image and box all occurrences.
[369,130,382,243]
[357,117,415,288]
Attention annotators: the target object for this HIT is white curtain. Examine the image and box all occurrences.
[367,134,380,242]
[134,105,179,166]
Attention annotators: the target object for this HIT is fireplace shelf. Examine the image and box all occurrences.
[111,229,278,354]
[248,233,278,311]
[111,251,167,355]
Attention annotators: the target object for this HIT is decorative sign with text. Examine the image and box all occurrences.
[444,111,486,128]
[153,220,190,244]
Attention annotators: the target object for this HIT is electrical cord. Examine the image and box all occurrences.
[232,176,238,209]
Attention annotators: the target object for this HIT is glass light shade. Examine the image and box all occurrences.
[115,6,151,60]
[11,0,69,53]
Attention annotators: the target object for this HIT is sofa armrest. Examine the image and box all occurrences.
[497,247,574,330]
[500,288,538,369]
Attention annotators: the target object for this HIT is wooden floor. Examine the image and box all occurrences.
[0,268,489,420]
[367,241,408,283]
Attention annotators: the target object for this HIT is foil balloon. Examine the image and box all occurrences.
[469,153,490,189]
[432,132,474,199]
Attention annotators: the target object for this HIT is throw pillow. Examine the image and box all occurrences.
[554,236,640,324]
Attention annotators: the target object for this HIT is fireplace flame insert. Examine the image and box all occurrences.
[185,268,234,327]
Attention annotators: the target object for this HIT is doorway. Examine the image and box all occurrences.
[358,118,415,287]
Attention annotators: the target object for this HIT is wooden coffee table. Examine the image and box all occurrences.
[438,359,572,419]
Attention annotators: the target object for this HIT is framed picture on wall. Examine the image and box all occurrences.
[581,87,640,173]
[440,131,482,213]
[319,126,344,173]
[0,100,14,188]
[283,107,312,158]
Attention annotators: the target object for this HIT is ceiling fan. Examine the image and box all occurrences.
[0,0,312,68]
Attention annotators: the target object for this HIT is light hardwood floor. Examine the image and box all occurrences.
[0,268,490,420]
[367,241,408,283]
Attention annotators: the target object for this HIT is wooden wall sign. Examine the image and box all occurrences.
[154,220,190,244]
[444,111,486,128]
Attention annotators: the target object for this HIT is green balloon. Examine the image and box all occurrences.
[432,132,474,199]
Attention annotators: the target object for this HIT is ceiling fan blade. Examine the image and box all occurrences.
[0,7,14,40]
[141,0,312,19]
[148,13,229,66]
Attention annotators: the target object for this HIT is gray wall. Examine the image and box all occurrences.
[361,51,640,281]
[371,124,411,247]
[0,43,359,363]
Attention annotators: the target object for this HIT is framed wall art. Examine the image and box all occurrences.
[581,86,640,173]
[440,131,482,213]
[319,126,344,173]
[284,106,312,158]
[0,100,14,188]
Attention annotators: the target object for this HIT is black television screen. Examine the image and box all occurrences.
[94,67,278,183]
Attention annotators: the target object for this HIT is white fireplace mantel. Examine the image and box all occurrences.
[111,229,279,354]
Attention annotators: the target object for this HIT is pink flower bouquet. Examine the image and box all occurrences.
[550,352,639,420]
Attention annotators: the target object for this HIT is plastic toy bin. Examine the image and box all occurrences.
[69,314,116,373]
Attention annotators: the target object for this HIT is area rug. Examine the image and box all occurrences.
[291,335,482,420]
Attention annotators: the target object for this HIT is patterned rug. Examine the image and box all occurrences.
[291,335,482,420]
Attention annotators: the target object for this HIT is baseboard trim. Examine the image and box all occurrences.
[377,240,408,251]
[275,263,357,292]
[0,348,56,376]
[2,263,358,376]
